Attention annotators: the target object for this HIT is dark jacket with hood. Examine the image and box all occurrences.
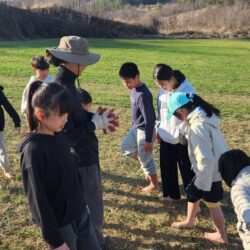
[19,132,86,249]
[54,66,99,167]
[0,85,20,131]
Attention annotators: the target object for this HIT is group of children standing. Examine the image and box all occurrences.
[119,62,250,248]
[0,35,249,249]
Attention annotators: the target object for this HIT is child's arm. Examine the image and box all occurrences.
[138,94,155,143]
[231,184,250,228]
[21,152,64,249]
[21,86,29,114]
[0,90,21,128]
[189,125,215,192]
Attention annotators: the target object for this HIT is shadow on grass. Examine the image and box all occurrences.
[104,223,236,250]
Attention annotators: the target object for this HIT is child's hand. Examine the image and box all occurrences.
[54,243,70,250]
[15,127,21,134]
[144,142,153,153]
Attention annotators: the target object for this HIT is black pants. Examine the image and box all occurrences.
[160,140,195,199]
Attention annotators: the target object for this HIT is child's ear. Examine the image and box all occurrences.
[34,108,46,121]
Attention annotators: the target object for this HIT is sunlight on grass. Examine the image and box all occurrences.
[0,38,249,249]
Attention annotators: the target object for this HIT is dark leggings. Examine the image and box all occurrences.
[160,140,195,199]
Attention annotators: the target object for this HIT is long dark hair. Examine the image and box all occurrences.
[182,93,220,117]
[153,64,186,87]
[26,81,72,131]
[219,149,250,187]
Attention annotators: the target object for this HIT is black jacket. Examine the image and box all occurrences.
[54,66,99,167]
[19,133,86,249]
[0,85,20,131]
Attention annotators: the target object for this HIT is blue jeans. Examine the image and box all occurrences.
[121,127,157,175]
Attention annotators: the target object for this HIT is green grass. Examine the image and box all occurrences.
[0,38,249,249]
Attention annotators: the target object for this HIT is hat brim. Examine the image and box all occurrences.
[166,112,174,120]
[46,49,100,65]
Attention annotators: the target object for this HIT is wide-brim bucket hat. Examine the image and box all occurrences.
[46,36,100,65]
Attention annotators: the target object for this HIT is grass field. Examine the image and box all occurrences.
[0,38,249,250]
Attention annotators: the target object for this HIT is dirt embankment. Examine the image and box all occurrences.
[0,4,157,40]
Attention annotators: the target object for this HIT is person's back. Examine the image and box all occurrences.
[232,166,250,250]
[219,150,250,250]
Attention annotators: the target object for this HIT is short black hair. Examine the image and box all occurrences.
[219,149,250,187]
[31,55,49,70]
[119,62,140,78]
[78,88,92,105]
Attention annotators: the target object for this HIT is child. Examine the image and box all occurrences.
[219,149,250,250]
[0,85,21,179]
[119,62,158,193]
[19,81,99,250]
[78,88,92,112]
[21,55,53,115]
[168,92,228,244]
[153,64,195,202]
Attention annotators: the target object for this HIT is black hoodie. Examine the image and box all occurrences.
[0,85,20,131]
[19,132,86,249]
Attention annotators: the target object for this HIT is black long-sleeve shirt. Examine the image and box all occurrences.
[131,84,156,142]
[19,133,86,249]
[0,85,20,131]
[54,66,99,167]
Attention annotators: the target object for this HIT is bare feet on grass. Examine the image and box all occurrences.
[140,183,159,193]
[141,174,159,193]
[204,232,228,244]
[171,220,195,229]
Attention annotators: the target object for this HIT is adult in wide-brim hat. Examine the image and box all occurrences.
[46,36,117,250]
[46,36,100,66]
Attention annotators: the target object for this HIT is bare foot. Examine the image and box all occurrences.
[3,171,12,179]
[204,232,228,244]
[171,220,195,229]
[133,152,139,161]
[140,184,159,193]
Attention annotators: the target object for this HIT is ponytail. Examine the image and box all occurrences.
[185,93,220,117]
[26,81,72,132]
[26,80,43,131]
[153,64,186,87]
[173,70,185,85]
